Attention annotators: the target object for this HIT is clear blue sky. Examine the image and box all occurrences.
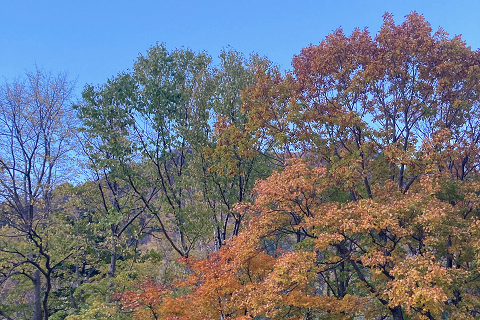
[1,0,479,99]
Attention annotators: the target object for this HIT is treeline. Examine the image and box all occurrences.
[1,12,480,320]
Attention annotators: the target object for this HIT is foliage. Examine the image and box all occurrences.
[0,68,77,320]
[114,12,480,320]
[2,12,480,320]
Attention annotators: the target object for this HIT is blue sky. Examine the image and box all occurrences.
[1,0,479,99]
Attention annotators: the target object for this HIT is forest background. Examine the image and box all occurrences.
[2,2,480,320]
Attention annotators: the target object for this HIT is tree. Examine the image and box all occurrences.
[198,50,274,250]
[77,45,217,258]
[0,68,77,320]
[77,134,148,279]
[117,13,480,320]
[77,45,276,258]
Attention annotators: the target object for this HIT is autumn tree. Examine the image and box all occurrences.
[0,68,78,320]
[198,50,275,250]
[77,45,277,260]
[118,13,480,320]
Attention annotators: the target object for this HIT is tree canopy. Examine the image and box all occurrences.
[1,12,480,320]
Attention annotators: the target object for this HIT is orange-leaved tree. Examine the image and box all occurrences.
[117,12,480,320]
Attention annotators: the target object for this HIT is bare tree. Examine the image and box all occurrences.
[0,68,77,320]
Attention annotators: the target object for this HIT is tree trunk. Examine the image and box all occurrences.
[42,273,52,320]
[108,246,117,279]
[33,270,42,320]
[390,305,404,320]
[70,288,78,310]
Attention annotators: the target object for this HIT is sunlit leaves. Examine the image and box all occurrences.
[115,12,480,320]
